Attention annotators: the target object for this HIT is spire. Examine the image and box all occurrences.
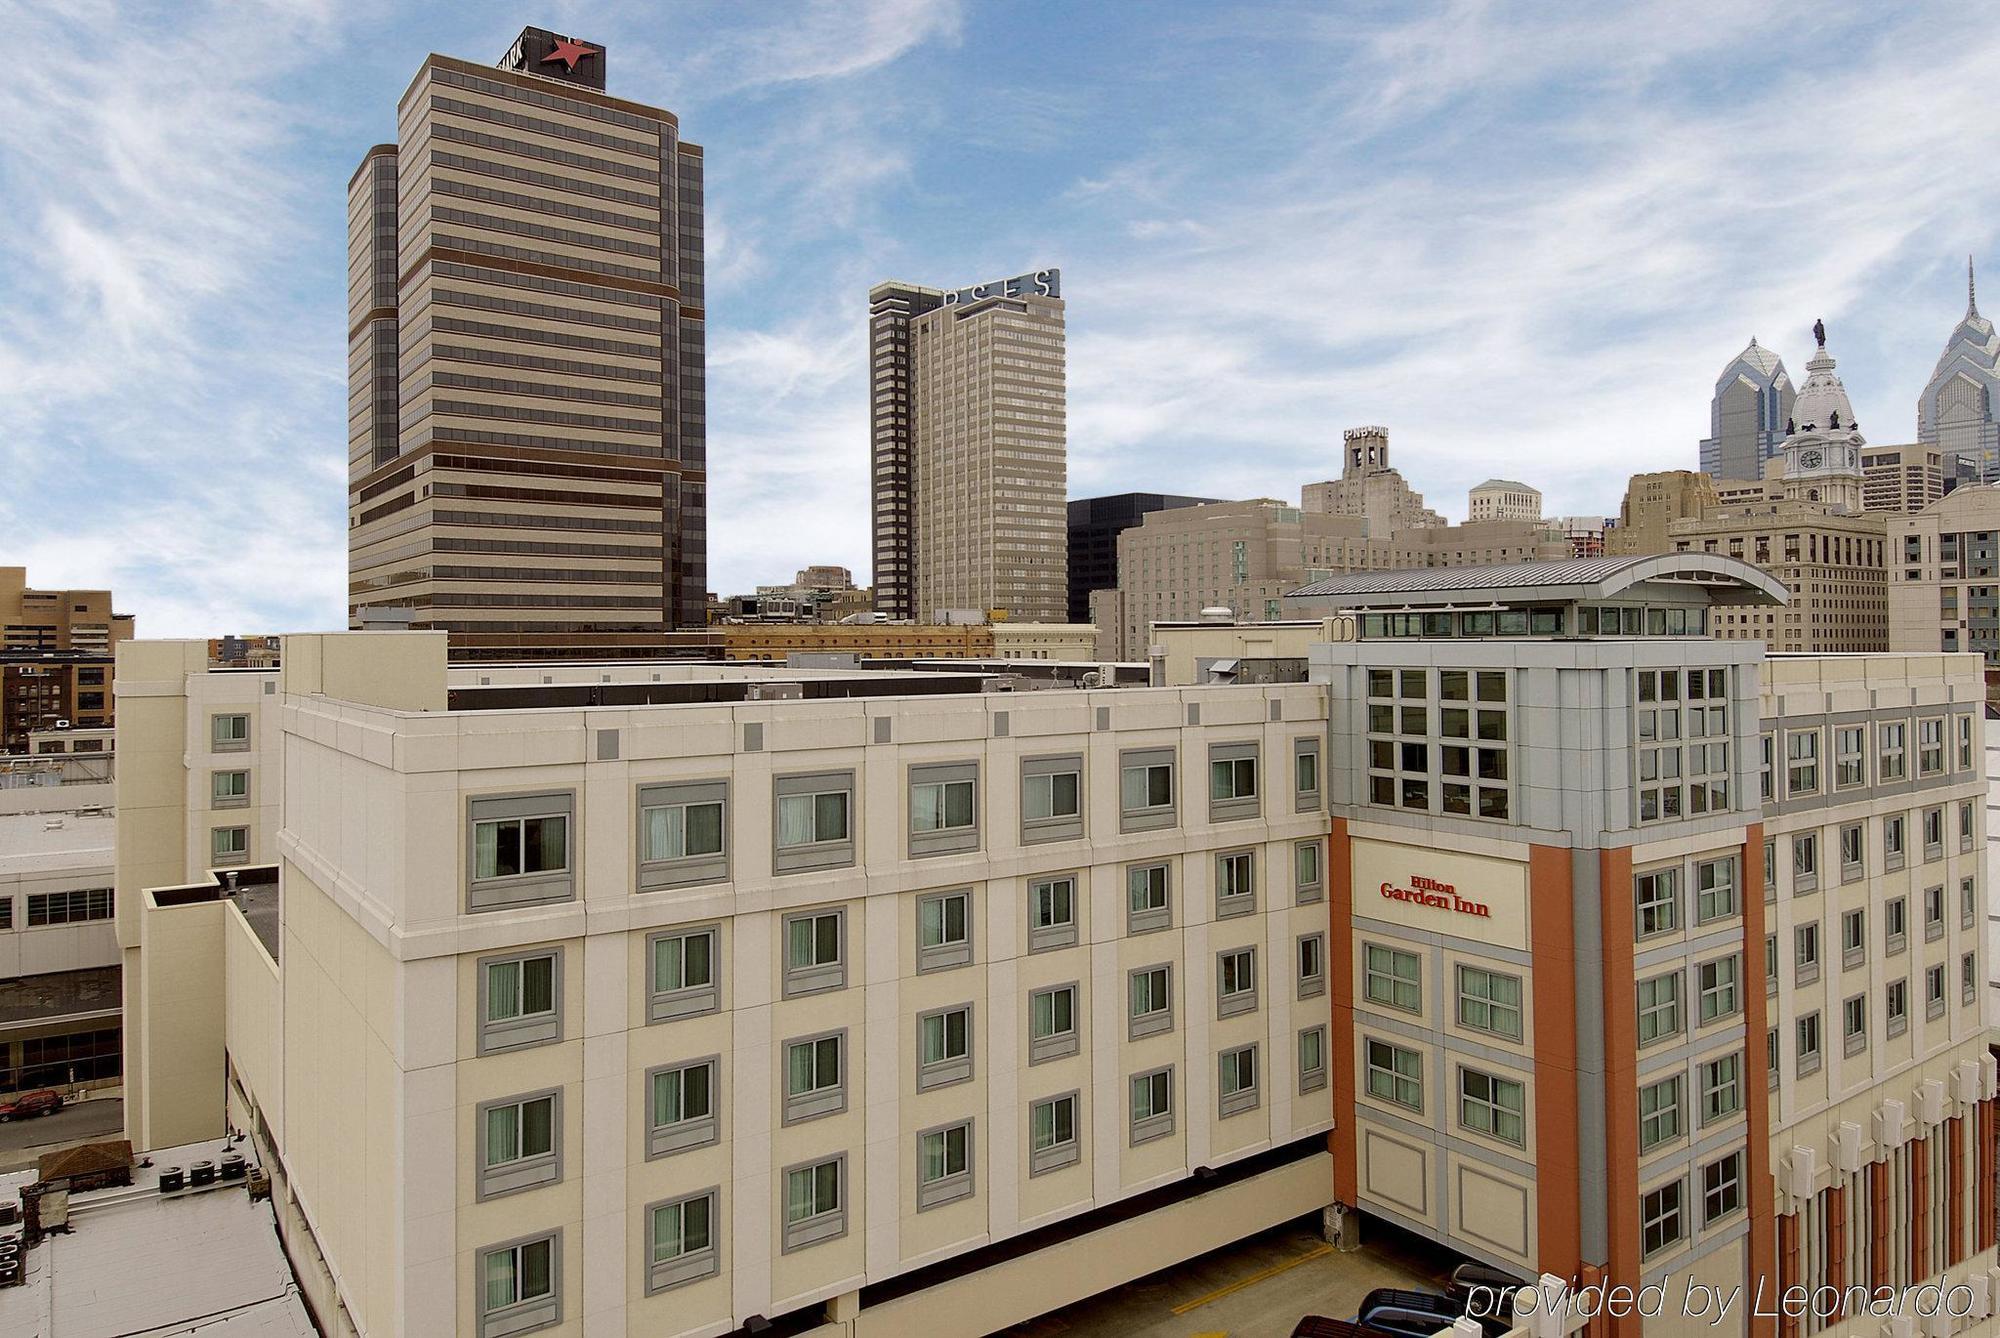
[1972,255,1980,318]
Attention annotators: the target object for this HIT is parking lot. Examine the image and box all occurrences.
[999,1215,1452,1337]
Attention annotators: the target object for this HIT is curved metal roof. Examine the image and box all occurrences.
[1286,552,1788,607]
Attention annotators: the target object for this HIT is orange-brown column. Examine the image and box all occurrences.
[1869,1160,1890,1290]
[1328,817,1358,1206]
[1823,1185,1847,1319]
[1529,844,1580,1279]
[1741,825,1778,1338]
[1777,1210,1801,1338]
[1598,846,1638,1337]
[1947,1116,1966,1265]
[1981,1099,1998,1252]
[1911,1137,1930,1281]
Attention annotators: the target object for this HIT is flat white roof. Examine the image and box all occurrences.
[0,810,115,875]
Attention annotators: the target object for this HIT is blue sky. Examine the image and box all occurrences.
[2,0,1996,636]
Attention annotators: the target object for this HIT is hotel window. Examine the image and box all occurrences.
[1964,952,1979,1006]
[1215,850,1256,917]
[1962,876,1978,930]
[1368,667,1509,821]
[1028,875,1077,952]
[647,1058,719,1157]
[782,1031,846,1123]
[1207,742,1261,822]
[1299,1026,1328,1094]
[1762,837,1776,901]
[781,1155,846,1253]
[1294,841,1324,904]
[1794,924,1820,985]
[1792,832,1818,893]
[1834,725,1865,788]
[1128,964,1173,1040]
[478,1232,559,1337]
[1842,994,1867,1056]
[1758,733,1774,802]
[646,1190,719,1293]
[1642,1181,1685,1258]
[1785,729,1819,796]
[918,1005,973,1090]
[1958,714,1975,770]
[636,781,727,889]
[1926,964,1947,1019]
[468,792,574,911]
[1639,1075,1682,1151]
[211,770,249,809]
[908,762,979,857]
[1698,956,1740,1024]
[1129,1066,1175,1144]
[916,1121,973,1210]
[782,908,846,997]
[1887,979,1909,1038]
[1764,934,1777,995]
[1293,737,1322,811]
[1365,1039,1423,1110]
[1839,823,1864,881]
[1029,1092,1080,1175]
[1918,717,1945,775]
[1960,801,1977,853]
[1455,965,1523,1041]
[1218,1044,1261,1118]
[1841,909,1866,970]
[917,890,973,973]
[1796,1011,1822,1076]
[211,712,250,752]
[1118,747,1177,833]
[1458,1068,1525,1146]
[1767,1028,1780,1087]
[479,948,561,1054]
[1297,934,1326,999]
[1924,885,1945,942]
[1020,754,1084,844]
[1884,814,1905,869]
[1702,1153,1743,1226]
[1699,1054,1740,1125]
[1126,862,1172,933]
[1635,867,1679,937]
[1364,944,1422,1013]
[647,927,719,1022]
[1878,722,1906,781]
[201,821,249,866]
[1217,947,1259,1019]
[773,772,854,874]
[1637,973,1681,1046]
[1028,984,1079,1064]
[478,1090,560,1199]
[1695,857,1737,923]
[1885,897,1908,955]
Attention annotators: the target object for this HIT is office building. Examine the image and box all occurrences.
[344,27,708,659]
[869,270,1067,624]
[1300,427,1444,531]
[1,566,133,654]
[1861,445,1977,514]
[1669,506,1887,652]
[0,801,120,1097]
[1606,470,1722,556]
[1067,492,1219,625]
[1699,337,1796,483]
[1917,259,2000,482]
[0,566,133,752]
[1887,484,2000,666]
[1468,479,1543,523]
[1286,556,1996,1315]
[1549,516,1610,558]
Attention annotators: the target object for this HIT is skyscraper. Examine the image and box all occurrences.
[346,27,707,659]
[868,270,1067,623]
[1698,337,1794,481]
[1917,257,2000,481]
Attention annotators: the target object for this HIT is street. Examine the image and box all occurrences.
[0,1096,124,1172]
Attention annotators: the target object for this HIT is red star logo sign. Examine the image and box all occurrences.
[541,37,597,71]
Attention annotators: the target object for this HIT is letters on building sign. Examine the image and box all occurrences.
[1379,873,1491,919]
[943,269,1061,307]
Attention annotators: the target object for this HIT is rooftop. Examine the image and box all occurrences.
[0,809,114,874]
[1286,553,1789,608]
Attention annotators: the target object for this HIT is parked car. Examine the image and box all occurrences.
[1290,1318,1397,1338]
[0,1090,64,1121]
[1359,1286,1513,1338]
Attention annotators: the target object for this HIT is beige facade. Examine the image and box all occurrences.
[1670,505,1888,652]
[1608,471,1722,556]
[0,566,133,654]
[1862,445,1966,514]
[1300,426,1444,531]
[1468,479,1543,523]
[987,623,1098,661]
[1887,484,2000,666]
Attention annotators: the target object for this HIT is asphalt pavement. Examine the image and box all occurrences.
[0,1095,125,1172]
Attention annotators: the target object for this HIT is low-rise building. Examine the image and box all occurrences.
[1888,484,2000,667]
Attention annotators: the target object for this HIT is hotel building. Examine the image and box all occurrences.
[345,27,708,658]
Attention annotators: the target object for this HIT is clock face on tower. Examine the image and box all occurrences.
[1800,449,1823,470]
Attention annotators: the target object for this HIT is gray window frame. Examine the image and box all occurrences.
[781,907,846,998]
[211,825,250,866]
[646,1056,720,1158]
[1297,932,1326,999]
[476,1228,562,1338]
[1118,747,1178,833]
[1796,1010,1822,1076]
[1298,1025,1328,1094]
[1883,814,1906,871]
[1636,866,1679,938]
[1840,908,1866,970]
[915,1118,975,1210]
[1294,839,1324,904]
[1924,885,1946,942]
[1791,832,1818,893]
[1020,754,1084,844]
[1885,897,1908,956]
[1637,972,1681,1047]
[1842,994,1867,1056]
[773,771,856,875]
[1697,955,1740,1024]
[1887,980,1908,1038]
[917,1003,974,1091]
[1701,1153,1743,1227]
[1455,964,1524,1041]
[1364,943,1422,1013]
[1218,1043,1261,1118]
[1128,963,1174,1040]
[1641,1181,1685,1260]
[780,1154,847,1253]
[1207,740,1262,822]
[1794,923,1820,986]
[908,761,981,858]
[477,1088,562,1200]
[1293,736,1322,812]
[477,947,563,1055]
[780,1029,847,1125]
[1963,876,1978,931]
[916,888,974,973]
[1639,1074,1682,1151]
[1923,806,1945,862]
[210,769,250,809]
[211,712,250,753]
[1027,874,1078,952]
[1027,983,1079,1065]
[1838,822,1864,882]
[1217,946,1259,1019]
[1028,1091,1081,1175]
[1364,1037,1423,1111]
[636,780,729,890]
[645,1188,720,1293]
[1214,848,1256,918]
[467,791,576,911]
[1457,1066,1526,1147]
[1926,963,1947,1019]
[1126,861,1172,934]
[647,926,720,1022]
[1699,1053,1740,1126]
[1129,1065,1174,1145]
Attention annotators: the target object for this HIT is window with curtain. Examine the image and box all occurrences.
[919,1124,968,1184]
[787,913,840,969]
[484,1095,554,1167]
[653,1195,711,1262]
[642,800,724,862]
[474,814,567,880]
[786,1036,840,1096]
[786,1160,839,1223]
[486,954,555,1023]
[482,1237,553,1313]
[1031,1094,1074,1152]
[911,778,974,832]
[653,932,712,994]
[654,1064,711,1129]
[778,790,848,847]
